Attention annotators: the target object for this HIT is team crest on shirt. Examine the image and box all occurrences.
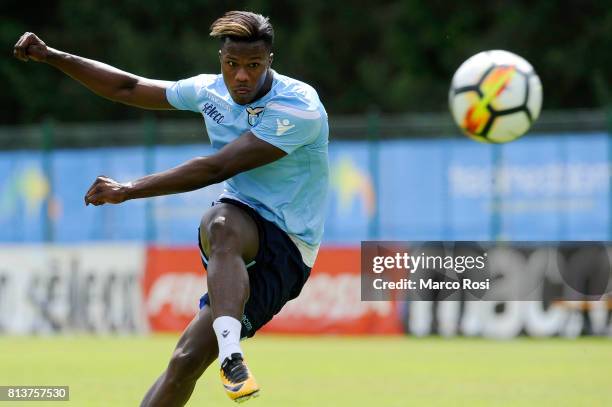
[246,106,265,126]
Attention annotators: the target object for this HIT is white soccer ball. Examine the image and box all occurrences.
[449,50,543,143]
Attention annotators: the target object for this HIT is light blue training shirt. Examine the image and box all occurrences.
[166,71,329,266]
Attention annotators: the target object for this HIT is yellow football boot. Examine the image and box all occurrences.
[220,353,260,403]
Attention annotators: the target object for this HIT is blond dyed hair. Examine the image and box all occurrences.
[210,11,274,47]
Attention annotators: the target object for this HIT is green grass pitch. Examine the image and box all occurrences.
[0,335,610,406]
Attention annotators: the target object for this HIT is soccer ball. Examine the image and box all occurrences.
[449,50,542,143]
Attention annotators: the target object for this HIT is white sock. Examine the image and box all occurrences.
[213,316,243,366]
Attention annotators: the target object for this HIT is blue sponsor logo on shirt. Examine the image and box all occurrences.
[203,103,225,124]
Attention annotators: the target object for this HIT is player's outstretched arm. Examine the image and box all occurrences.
[13,32,173,110]
[84,132,286,206]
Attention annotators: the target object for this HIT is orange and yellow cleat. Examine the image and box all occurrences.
[220,353,260,403]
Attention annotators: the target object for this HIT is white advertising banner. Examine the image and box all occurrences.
[0,245,147,334]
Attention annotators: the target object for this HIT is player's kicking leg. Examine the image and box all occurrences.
[141,202,260,405]
[199,202,260,402]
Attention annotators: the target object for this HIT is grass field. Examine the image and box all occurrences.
[0,335,611,406]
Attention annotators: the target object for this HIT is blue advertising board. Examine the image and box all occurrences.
[0,133,609,244]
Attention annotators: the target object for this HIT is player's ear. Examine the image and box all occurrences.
[218,49,222,62]
[268,52,274,66]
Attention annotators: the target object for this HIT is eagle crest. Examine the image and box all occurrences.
[246,106,265,126]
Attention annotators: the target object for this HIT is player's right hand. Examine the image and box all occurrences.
[84,176,130,206]
[13,32,49,62]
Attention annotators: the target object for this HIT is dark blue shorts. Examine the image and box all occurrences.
[198,198,311,338]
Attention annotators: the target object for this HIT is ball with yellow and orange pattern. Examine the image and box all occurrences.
[449,50,542,143]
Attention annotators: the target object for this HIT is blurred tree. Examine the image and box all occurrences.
[1,0,610,124]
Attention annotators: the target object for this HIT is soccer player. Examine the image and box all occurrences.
[14,11,329,405]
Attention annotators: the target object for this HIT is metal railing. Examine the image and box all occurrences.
[0,108,609,150]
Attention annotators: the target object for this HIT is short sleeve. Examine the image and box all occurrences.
[251,102,323,154]
[165,75,202,113]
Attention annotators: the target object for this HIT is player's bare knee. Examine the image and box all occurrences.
[168,347,203,381]
[206,216,241,256]
[200,210,233,253]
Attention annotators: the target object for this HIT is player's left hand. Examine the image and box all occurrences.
[84,176,130,206]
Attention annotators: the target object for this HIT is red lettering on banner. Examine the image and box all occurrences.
[142,247,206,332]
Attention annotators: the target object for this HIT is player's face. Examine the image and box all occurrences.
[220,39,273,105]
